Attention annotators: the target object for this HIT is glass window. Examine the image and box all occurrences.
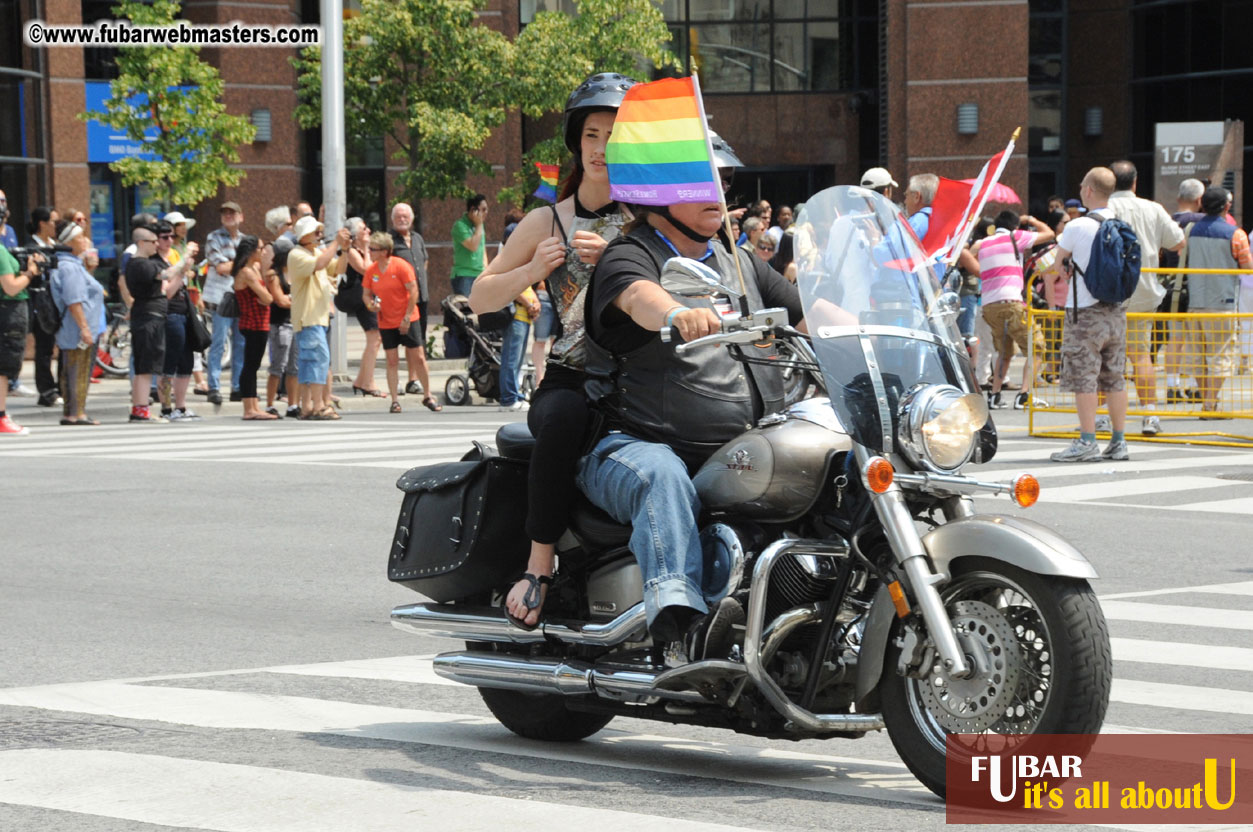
[689,0,770,23]
[520,0,578,24]
[0,77,42,161]
[690,23,771,92]
[772,20,840,91]
[1028,90,1061,156]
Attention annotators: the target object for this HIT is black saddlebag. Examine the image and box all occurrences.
[388,456,530,601]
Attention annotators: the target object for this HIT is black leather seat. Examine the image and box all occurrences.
[570,496,633,549]
[495,422,536,460]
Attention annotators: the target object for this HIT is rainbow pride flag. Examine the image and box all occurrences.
[532,162,560,203]
[606,77,719,205]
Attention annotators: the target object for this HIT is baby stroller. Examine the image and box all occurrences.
[441,294,535,407]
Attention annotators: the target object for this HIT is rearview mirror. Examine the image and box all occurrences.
[660,257,741,299]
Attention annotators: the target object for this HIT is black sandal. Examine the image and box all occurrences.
[502,572,553,631]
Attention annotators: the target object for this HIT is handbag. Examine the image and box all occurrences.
[334,269,363,313]
[217,289,240,318]
[186,304,212,352]
[388,454,530,602]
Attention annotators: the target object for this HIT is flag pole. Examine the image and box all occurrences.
[691,74,749,304]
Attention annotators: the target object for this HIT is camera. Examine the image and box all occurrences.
[8,246,53,288]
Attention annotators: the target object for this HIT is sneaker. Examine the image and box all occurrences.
[682,597,746,664]
[1050,437,1100,463]
[1141,415,1162,436]
[405,380,423,395]
[1012,391,1046,410]
[129,407,166,423]
[1094,415,1112,433]
[0,414,30,435]
[1101,438,1130,461]
[285,405,300,419]
[264,406,282,418]
[36,393,62,407]
[229,389,242,402]
[8,382,36,398]
[1166,387,1185,405]
[498,401,529,412]
[987,392,1007,409]
[169,408,201,421]
[206,389,223,405]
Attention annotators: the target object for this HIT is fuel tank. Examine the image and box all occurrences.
[693,398,851,520]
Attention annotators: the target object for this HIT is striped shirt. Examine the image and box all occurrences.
[975,229,1037,305]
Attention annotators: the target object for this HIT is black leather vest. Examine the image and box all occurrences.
[585,227,785,464]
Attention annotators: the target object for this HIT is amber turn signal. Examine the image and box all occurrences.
[864,456,895,493]
[1012,473,1040,508]
[888,580,910,618]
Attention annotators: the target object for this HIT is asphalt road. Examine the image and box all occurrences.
[1,374,1250,832]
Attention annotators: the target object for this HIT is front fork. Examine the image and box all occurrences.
[855,445,972,678]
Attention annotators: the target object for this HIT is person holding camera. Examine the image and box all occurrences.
[126,227,195,422]
[27,207,61,407]
[0,244,45,435]
[49,219,105,425]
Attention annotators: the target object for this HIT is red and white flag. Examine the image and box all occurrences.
[919,129,1019,268]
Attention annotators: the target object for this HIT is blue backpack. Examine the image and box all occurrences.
[1072,212,1142,306]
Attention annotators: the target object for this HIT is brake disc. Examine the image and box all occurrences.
[916,600,1023,733]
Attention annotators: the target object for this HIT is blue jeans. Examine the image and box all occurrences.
[499,317,529,405]
[208,307,244,392]
[957,294,979,337]
[577,433,723,633]
[451,276,474,297]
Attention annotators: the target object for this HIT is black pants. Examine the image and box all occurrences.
[239,329,268,399]
[525,372,592,544]
[34,325,56,398]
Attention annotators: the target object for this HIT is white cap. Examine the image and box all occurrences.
[163,211,195,231]
[293,215,323,243]
[860,167,898,189]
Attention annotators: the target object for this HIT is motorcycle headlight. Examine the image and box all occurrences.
[897,384,988,472]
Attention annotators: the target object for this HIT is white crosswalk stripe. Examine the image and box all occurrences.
[0,421,509,469]
[0,581,1246,830]
[972,438,1253,516]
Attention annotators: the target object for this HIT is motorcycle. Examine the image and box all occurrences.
[388,186,1112,798]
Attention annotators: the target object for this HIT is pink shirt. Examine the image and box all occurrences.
[976,229,1038,305]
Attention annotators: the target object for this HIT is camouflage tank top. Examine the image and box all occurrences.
[545,200,627,369]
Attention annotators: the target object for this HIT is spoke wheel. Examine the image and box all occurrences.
[880,557,1111,798]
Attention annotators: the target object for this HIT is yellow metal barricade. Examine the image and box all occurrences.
[1026,267,1253,447]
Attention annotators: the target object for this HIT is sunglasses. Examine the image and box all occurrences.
[756,242,775,252]
[158,233,173,239]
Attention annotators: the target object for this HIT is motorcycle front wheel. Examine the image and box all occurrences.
[879,557,1112,798]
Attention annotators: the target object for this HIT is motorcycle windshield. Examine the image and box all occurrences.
[792,186,970,453]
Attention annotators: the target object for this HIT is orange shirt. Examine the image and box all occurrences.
[365,256,417,330]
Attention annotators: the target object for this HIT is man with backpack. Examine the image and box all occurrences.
[1050,167,1139,463]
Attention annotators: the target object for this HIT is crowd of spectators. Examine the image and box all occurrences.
[0,195,457,433]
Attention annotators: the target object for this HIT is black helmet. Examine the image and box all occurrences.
[709,130,743,170]
[563,72,637,154]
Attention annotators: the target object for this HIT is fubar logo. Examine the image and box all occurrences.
[945,734,1252,824]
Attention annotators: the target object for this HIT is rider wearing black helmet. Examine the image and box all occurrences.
[470,71,636,630]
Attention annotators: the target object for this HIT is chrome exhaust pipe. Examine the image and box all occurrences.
[392,601,648,646]
[432,652,594,694]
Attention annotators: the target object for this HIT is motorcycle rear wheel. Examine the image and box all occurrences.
[478,687,615,742]
[879,557,1111,798]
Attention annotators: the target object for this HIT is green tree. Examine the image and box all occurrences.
[293,0,675,219]
[79,0,257,210]
[500,0,677,208]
